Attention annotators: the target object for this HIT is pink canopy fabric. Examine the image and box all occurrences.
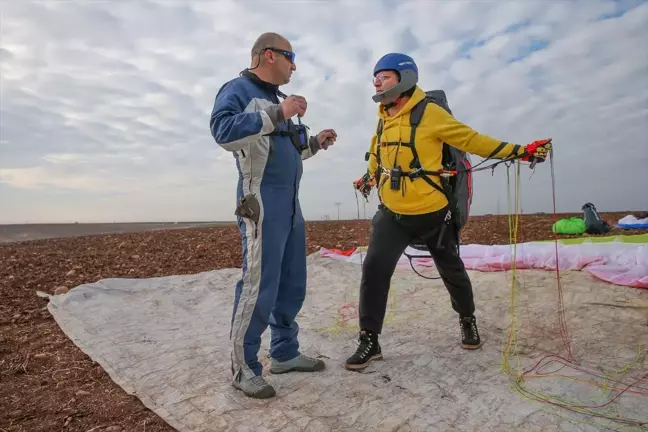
[320,240,648,289]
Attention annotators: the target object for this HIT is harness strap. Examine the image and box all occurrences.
[404,97,449,196]
[413,172,447,194]
[374,119,384,201]
[266,130,294,137]
[381,141,410,147]
[483,142,523,161]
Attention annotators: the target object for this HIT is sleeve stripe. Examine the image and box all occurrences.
[212,98,278,152]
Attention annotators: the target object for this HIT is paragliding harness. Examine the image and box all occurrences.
[366,90,522,279]
[369,91,474,261]
[359,90,532,279]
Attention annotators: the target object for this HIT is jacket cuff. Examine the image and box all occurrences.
[309,136,320,155]
[263,104,285,127]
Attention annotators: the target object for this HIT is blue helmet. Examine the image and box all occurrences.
[372,53,418,103]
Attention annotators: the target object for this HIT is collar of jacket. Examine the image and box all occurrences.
[239,69,287,98]
[377,85,426,121]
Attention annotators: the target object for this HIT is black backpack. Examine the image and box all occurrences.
[582,202,611,234]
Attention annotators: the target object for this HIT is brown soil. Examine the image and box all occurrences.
[0,212,644,432]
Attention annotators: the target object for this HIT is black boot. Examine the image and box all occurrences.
[344,330,382,370]
[460,315,482,350]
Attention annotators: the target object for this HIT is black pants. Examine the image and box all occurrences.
[359,205,475,334]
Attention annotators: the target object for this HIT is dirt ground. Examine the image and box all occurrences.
[0,212,644,432]
[0,222,223,244]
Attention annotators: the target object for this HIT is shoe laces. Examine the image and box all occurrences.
[355,332,375,359]
[460,316,478,339]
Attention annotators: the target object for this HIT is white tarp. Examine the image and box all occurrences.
[44,253,648,432]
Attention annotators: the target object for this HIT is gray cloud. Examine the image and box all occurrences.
[1,0,647,223]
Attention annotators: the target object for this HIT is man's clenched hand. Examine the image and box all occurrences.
[281,95,307,119]
[316,129,337,149]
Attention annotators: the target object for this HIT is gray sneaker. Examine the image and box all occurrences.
[270,353,326,374]
[232,371,276,399]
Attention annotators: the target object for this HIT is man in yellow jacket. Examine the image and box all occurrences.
[345,53,552,371]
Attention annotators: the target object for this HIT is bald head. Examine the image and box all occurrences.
[249,32,296,85]
[251,32,290,58]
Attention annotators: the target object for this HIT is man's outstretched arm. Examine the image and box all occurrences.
[209,81,284,152]
[427,103,548,161]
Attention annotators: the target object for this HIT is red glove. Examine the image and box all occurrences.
[522,138,552,163]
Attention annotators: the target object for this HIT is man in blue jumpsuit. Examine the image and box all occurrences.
[209,32,337,399]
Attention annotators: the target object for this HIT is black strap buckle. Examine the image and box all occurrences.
[407,167,424,179]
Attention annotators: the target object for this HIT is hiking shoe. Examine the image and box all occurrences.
[344,330,382,371]
[270,353,326,374]
[460,315,482,349]
[232,371,276,399]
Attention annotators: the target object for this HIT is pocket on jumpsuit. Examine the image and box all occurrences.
[235,193,261,238]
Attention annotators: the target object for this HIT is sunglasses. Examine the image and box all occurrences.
[264,47,296,64]
[373,72,395,85]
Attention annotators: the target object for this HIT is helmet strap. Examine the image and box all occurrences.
[383,100,398,110]
[380,86,415,111]
[383,95,405,111]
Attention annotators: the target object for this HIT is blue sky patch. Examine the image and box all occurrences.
[457,39,486,59]
[504,19,531,34]
[597,0,646,20]
[458,19,531,59]
[509,39,550,63]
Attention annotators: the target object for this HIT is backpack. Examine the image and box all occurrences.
[374,90,474,237]
[581,202,611,234]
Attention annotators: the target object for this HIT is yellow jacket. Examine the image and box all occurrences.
[367,86,524,215]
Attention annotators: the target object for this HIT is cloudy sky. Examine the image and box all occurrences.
[1,0,647,224]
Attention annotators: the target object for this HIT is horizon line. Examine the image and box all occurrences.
[0,209,641,226]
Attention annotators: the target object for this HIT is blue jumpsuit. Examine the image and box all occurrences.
[209,70,321,380]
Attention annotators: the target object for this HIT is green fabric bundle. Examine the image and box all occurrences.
[552,217,586,234]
